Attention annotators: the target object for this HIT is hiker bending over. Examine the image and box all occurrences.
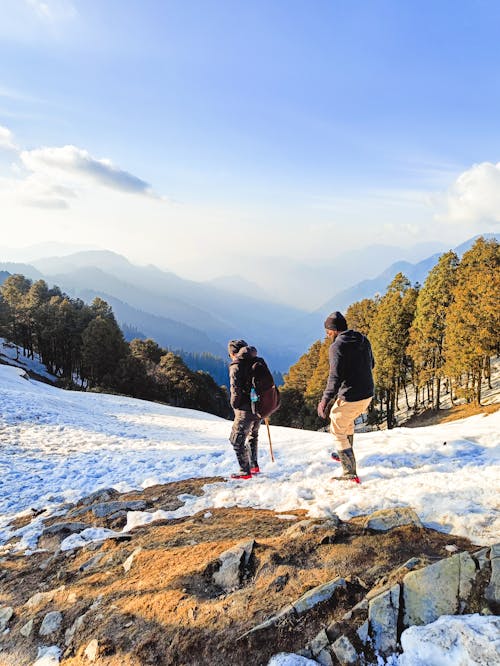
[317,311,375,484]
[228,339,261,479]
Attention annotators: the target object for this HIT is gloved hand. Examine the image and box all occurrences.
[317,399,328,419]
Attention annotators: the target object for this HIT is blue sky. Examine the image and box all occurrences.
[1,0,500,277]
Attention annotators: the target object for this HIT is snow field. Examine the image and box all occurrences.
[0,364,499,551]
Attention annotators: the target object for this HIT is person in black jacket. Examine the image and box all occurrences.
[227,339,261,479]
[317,311,375,483]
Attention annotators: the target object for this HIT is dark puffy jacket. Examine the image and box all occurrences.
[229,345,258,411]
[322,330,375,403]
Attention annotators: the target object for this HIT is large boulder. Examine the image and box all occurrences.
[403,551,476,626]
[368,583,400,655]
[364,507,422,531]
[212,540,254,591]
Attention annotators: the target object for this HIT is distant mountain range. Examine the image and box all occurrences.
[1,233,497,372]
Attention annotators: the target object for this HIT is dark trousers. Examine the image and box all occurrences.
[229,409,261,474]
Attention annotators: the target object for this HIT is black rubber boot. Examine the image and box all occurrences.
[248,436,259,472]
[332,447,360,483]
[231,434,251,476]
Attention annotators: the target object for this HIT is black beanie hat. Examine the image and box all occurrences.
[228,339,248,355]
[324,311,347,332]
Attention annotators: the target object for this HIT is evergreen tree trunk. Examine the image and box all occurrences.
[435,376,441,411]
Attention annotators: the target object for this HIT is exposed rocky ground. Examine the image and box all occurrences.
[0,479,498,665]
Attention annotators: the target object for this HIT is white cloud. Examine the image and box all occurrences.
[0,125,18,151]
[437,161,500,224]
[20,145,157,199]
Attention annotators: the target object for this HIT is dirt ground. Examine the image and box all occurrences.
[0,478,477,666]
[402,401,500,427]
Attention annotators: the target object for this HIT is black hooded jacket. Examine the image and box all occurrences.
[229,345,258,411]
[322,330,375,403]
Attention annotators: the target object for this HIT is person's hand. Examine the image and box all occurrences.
[317,399,328,419]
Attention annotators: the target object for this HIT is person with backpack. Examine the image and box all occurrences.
[317,311,375,484]
[227,339,280,479]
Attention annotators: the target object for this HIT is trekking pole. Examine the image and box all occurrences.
[265,418,275,462]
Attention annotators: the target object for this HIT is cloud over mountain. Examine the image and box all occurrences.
[439,161,500,225]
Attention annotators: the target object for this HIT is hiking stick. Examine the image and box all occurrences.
[265,418,275,462]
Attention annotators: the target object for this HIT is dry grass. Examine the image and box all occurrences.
[403,401,500,428]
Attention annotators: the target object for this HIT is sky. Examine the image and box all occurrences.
[1,0,500,279]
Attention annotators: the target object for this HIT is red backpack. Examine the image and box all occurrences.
[249,357,281,419]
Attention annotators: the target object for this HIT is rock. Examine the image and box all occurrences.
[91,500,147,518]
[79,488,120,506]
[326,620,342,643]
[490,543,500,559]
[79,553,105,573]
[357,620,369,644]
[38,522,90,550]
[65,612,88,646]
[123,546,143,573]
[0,607,13,631]
[213,540,254,591]
[267,653,317,665]
[84,639,99,662]
[283,517,339,541]
[472,547,490,572]
[310,628,329,656]
[39,610,63,636]
[364,507,422,531]
[292,577,346,616]
[33,645,61,665]
[20,618,34,637]
[331,636,358,665]
[403,551,476,626]
[485,552,500,612]
[26,586,65,609]
[316,648,334,666]
[369,583,400,655]
[238,605,295,639]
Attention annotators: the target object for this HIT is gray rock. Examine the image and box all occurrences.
[403,551,476,626]
[238,604,294,639]
[485,554,500,612]
[369,583,400,655]
[331,635,358,665]
[472,547,490,572]
[0,607,13,631]
[292,577,346,616]
[213,540,254,591]
[84,639,99,662]
[310,628,329,656]
[490,543,500,560]
[123,546,143,573]
[357,619,369,644]
[39,610,62,636]
[20,618,34,637]
[326,620,342,643]
[65,612,88,646]
[364,507,422,531]
[91,500,147,518]
[38,522,90,550]
[316,648,334,666]
[25,586,65,609]
[79,553,105,573]
[79,488,120,506]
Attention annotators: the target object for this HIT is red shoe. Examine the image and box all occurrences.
[230,472,252,480]
[250,466,260,474]
[331,452,340,462]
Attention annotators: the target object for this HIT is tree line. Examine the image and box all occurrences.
[273,237,500,430]
[0,275,231,418]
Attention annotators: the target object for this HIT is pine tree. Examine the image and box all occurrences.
[370,273,418,428]
[408,251,458,410]
[444,238,500,404]
[345,297,379,336]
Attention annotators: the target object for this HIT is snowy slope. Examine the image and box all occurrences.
[1,364,499,551]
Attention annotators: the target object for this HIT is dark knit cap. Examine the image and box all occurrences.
[228,339,248,355]
[324,311,347,332]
